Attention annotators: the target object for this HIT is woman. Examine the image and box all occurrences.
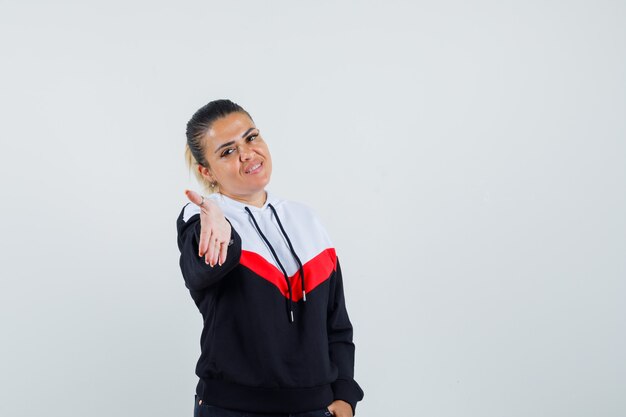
[176,99,364,417]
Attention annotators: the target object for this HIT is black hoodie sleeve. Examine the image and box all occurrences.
[327,256,364,415]
[176,206,242,291]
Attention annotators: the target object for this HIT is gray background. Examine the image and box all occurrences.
[1,1,625,416]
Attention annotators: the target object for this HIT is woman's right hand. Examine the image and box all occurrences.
[184,189,232,267]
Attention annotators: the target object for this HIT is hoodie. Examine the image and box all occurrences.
[176,190,364,414]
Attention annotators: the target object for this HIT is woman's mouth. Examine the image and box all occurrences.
[245,162,263,174]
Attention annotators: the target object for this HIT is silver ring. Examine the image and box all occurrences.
[200,196,205,207]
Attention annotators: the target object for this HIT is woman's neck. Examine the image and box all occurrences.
[219,189,267,208]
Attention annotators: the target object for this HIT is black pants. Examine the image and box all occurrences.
[194,395,333,417]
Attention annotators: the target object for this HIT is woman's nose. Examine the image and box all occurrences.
[238,145,254,160]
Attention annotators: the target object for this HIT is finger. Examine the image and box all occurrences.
[198,223,211,257]
[184,189,200,205]
[211,239,220,267]
[204,235,214,266]
[185,189,208,209]
[199,235,207,258]
[218,241,228,266]
[207,233,218,266]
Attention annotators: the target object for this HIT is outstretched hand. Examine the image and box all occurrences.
[185,189,232,267]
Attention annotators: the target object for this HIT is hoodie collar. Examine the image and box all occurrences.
[215,189,280,212]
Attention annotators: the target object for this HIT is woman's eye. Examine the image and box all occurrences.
[221,148,234,157]
[247,134,257,142]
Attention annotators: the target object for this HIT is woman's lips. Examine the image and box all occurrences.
[245,161,263,174]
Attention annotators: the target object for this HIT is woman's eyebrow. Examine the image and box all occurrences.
[240,127,256,138]
[214,141,235,154]
[214,127,257,154]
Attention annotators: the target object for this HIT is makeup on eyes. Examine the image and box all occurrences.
[214,128,259,155]
[218,130,260,157]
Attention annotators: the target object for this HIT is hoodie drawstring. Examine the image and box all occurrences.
[244,205,306,323]
[268,204,307,302]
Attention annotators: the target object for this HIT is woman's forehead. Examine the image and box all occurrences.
[207,112,255,141]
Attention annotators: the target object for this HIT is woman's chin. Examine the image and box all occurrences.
[253,176,271,189]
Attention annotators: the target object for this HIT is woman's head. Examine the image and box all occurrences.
[185,99,272,200]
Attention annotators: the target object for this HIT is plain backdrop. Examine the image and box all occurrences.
[0,1,624,416]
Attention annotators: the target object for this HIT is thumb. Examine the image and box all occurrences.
[184,189,204,207]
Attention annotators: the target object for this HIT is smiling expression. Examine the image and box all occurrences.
[198,111,272,203]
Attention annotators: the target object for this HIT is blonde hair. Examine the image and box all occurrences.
[185,143,218,195]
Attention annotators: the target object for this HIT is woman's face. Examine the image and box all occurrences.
[199,111,272,200]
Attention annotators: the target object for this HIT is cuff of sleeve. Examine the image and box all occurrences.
[331,379,364,416]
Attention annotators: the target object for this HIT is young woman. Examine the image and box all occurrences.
[176,99,364,417]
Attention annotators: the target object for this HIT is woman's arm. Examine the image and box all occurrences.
[327,256,365,415]
[176,192,242,291]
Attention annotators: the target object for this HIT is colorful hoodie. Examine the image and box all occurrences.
[176,190,364,414]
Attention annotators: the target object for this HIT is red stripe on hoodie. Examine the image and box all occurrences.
[240,247,337,301]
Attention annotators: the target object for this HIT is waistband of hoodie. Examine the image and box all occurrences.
[196,378,334,414]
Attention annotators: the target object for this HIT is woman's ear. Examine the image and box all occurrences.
[198,164,216,183]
